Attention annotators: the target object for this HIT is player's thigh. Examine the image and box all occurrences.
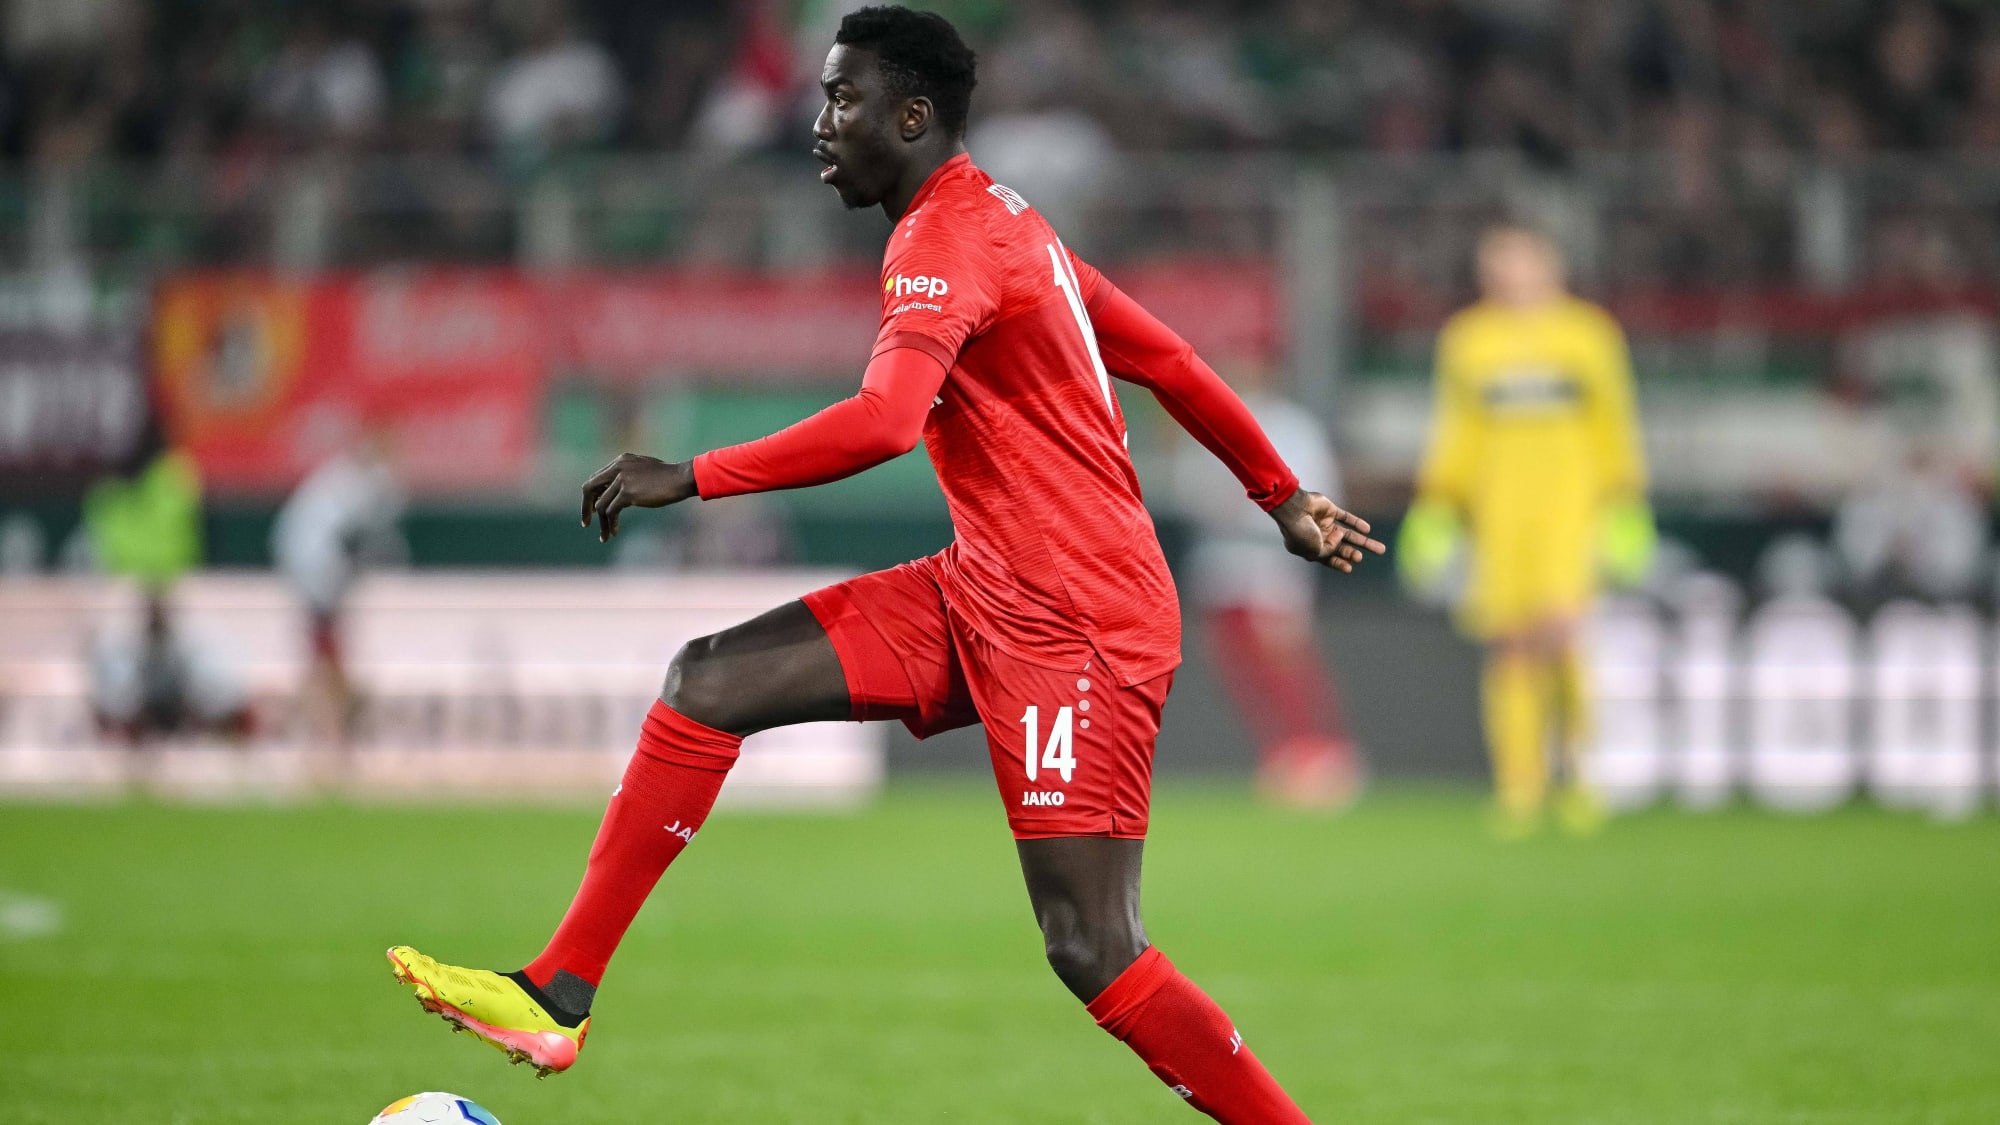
[959,633,1172,840]
[797,560,975,736]
[661,600,849,735]
[1467,527,1593,641]
[1015,835,1149,1000]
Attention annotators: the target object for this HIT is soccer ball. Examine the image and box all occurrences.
[369,1092,502,1124]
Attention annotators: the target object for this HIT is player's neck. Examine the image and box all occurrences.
[881,141,968,223]
[1493,290,1564,313]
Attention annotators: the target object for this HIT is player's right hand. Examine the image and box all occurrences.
[581,453,696,542]
[1272,488,1385,573]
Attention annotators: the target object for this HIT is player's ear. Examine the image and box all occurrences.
[900,96,934,142]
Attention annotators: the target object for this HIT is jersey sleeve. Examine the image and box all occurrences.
[1066,246,1108,306]
[692,347,948,499]
[1415,315,1482,511]
[1579,307,1647,502]
[1080,266,1299,512]
[871,220,1002,371]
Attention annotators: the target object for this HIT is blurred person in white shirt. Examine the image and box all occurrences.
[1170,359,1361,807]
[253,10,387,142]
[1834,443,1989,604]
[484,0,622,158]
[273,430,406,767]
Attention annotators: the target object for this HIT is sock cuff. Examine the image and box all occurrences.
[1085,945,1175,1036]
[639,700,743,772]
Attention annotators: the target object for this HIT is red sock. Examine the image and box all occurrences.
[1087,947,1312,1124]
[525,701,741,990]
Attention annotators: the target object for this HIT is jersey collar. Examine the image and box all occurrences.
[902,152,974,221]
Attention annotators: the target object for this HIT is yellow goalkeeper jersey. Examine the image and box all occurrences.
[1416,297,1646,636]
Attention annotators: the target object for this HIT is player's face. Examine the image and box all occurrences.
[1478,231,1564,307]
[813,45,907,210]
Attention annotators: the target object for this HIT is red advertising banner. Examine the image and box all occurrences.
[1111,260,1281,362]
[152,262,1283,493]
[153,272,545,494]
[545,270,880,375]
[539,261,1280,376]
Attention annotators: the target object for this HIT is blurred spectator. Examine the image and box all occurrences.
[272,430,406,771]
[82,443,201,593]
[1871,0,1954,149]
[90,589,253,749]
[252,10,386,146]
[970,93,1116,237]
[76,434,250,754]
[1170,360,1362,808]
[0,0,1994,166]
[1834,445,1990,603]
[689,0,794,152]
[6,0,2000,303]
[484,0,621,159]
[391,0,498,153]
[628,14,732,150]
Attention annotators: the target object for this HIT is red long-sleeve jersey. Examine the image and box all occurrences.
[696,154,1298,685]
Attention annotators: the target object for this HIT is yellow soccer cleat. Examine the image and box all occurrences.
[1486,801,1544,843]
[1556,785,1609,838]
[387,946,588,1078]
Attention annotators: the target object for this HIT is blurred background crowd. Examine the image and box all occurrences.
[2,0,1998,807]
[9,0,2000,163]
[0,0,1996,283]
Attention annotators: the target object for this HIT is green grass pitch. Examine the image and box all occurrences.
[3,782,1997,1124]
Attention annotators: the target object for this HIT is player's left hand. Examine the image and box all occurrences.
[1271,488,1385,573]
[581,453,697,542]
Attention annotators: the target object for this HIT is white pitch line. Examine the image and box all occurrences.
[0,891,63,939]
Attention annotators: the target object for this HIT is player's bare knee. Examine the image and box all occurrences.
[659,634,735,730]
[1041,926,1097,989]
[1036,905,1144,1000]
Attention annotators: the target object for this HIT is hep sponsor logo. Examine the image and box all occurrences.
[884,273,950,299]
[1020,791,1066,807]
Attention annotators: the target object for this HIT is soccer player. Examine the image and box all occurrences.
[1397,224,1653,838]
[272,430,406,782]
[388,8,1382,1120]
[1169,365,1361,807]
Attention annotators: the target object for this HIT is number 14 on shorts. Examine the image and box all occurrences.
[1020,706,1076,783]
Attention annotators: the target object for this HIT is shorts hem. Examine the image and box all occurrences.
[1009,813,1149,840]
[1011,829,1149,840]
[802,585,915,725]
[803,578,970,738]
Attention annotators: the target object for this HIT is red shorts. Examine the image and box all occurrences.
[804,557,1173,839]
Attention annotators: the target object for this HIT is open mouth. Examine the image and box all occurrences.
[814,149,838,182]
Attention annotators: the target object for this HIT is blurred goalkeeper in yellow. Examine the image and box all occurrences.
[1399,225,1654,837]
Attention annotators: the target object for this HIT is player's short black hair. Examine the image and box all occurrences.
[835,6,978,137]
